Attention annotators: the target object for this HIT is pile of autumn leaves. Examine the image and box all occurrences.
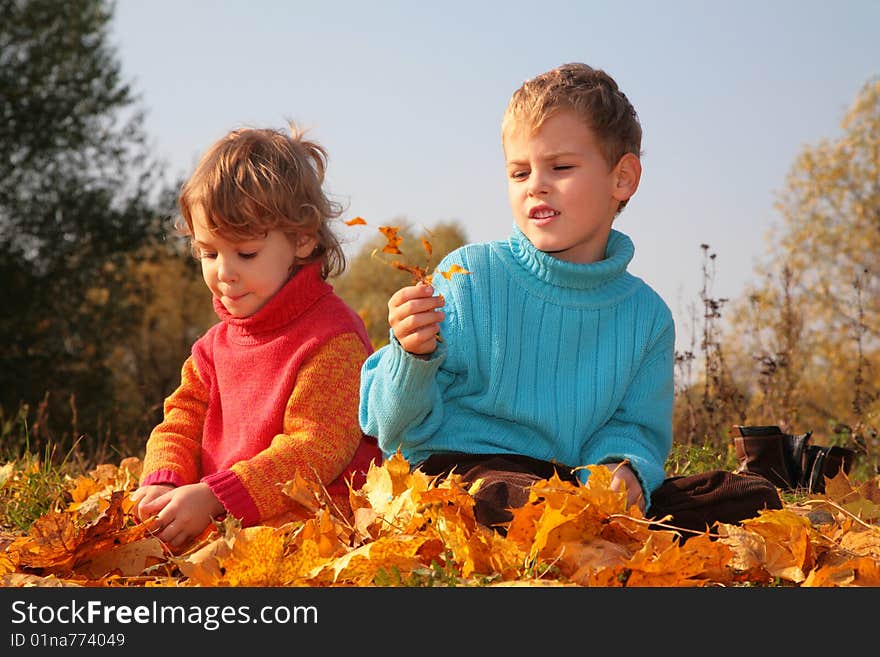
[1,453,879,587]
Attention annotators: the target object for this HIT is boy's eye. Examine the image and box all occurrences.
[200,251,217,259]
[239,251,258,260]
[510,170,529,180]
[554,165,573,171]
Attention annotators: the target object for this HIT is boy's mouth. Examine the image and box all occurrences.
[529,206,559,220]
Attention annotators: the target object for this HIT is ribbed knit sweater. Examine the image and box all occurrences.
[140,261,378,526]
[359,227,675,500]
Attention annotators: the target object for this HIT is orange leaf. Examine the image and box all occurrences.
[76,537,166,580]
[804,555,880,587]
[344,216,367,226]
[438,263,471,280]
[721,509,814,583]
[391,260,429,284]
[379,226,403,254]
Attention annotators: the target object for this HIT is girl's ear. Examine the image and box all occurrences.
[612,153,642,202]
[293,234,318,259]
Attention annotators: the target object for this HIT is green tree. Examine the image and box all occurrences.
[0,0,172,457]
[333,219,468,349]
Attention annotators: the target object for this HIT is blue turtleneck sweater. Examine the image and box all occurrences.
[359,227,675,501]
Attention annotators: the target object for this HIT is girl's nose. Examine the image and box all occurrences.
[216,254,238,282]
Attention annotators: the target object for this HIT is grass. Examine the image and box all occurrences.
[664,441,739,477]
[0,454,68,532]
[0,434,76,533]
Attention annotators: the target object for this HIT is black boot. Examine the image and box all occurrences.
[732,425,797,490]
[733,425,856,493]
[802,445,856,493]
[782,431,812,488]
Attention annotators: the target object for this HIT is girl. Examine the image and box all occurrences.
[133,125,379,547]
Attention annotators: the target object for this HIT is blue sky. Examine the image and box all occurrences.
[111,0,879,351]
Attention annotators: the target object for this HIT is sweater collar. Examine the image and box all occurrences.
[508,224,634,291]
[212,260,330,339]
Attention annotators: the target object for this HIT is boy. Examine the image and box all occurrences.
[359,63,674,530]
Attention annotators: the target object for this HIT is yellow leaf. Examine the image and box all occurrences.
[326,535,431,586]
[722,509,815,582]
[207,525,301,587]
[77,537,166,579]
[561,538,635,585]
[838,526,880,558]
[842,498,880,522]
[0,462,15,489]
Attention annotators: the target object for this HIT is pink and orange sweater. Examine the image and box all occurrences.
[140,260,379,526]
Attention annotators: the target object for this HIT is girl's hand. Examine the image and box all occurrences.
[607,461,646,513]
[131,484,174,523]
[134,482,225,548]
[388,283,445,355]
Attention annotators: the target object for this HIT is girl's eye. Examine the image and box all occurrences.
[239,252,258,260]
[200,251,217,259]
[510,170,528,180]
[554,165,573,171]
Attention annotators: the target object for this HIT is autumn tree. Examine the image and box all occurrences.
[0,0,173,457]
[724,77,880,462]
[103,242,216,455]
[332,219,468,349]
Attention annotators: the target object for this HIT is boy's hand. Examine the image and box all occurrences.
[388,283,445,356]
[607,461,646,513]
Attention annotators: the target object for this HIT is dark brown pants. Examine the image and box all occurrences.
[417,452,783,537]
[418,452,578,533]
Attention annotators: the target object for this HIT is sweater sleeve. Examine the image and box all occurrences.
[579,319,675,501]
[359,335,450,458]
[358,250,469,460]
[203,332,368,525]
[140,356,208,487]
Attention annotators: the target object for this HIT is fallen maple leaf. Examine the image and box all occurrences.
[719,509,815,583]
[178,520,302,587]
[4,454,880,588]
[5,491,153,578]
[803,555,880,586]
[77,536,166,580]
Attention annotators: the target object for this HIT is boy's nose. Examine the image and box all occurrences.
[527,172,549,196]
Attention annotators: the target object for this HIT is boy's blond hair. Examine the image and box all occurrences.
[502,63,642,211]
[178,124,345,278]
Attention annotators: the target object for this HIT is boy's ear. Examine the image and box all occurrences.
[612,153,641,202]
